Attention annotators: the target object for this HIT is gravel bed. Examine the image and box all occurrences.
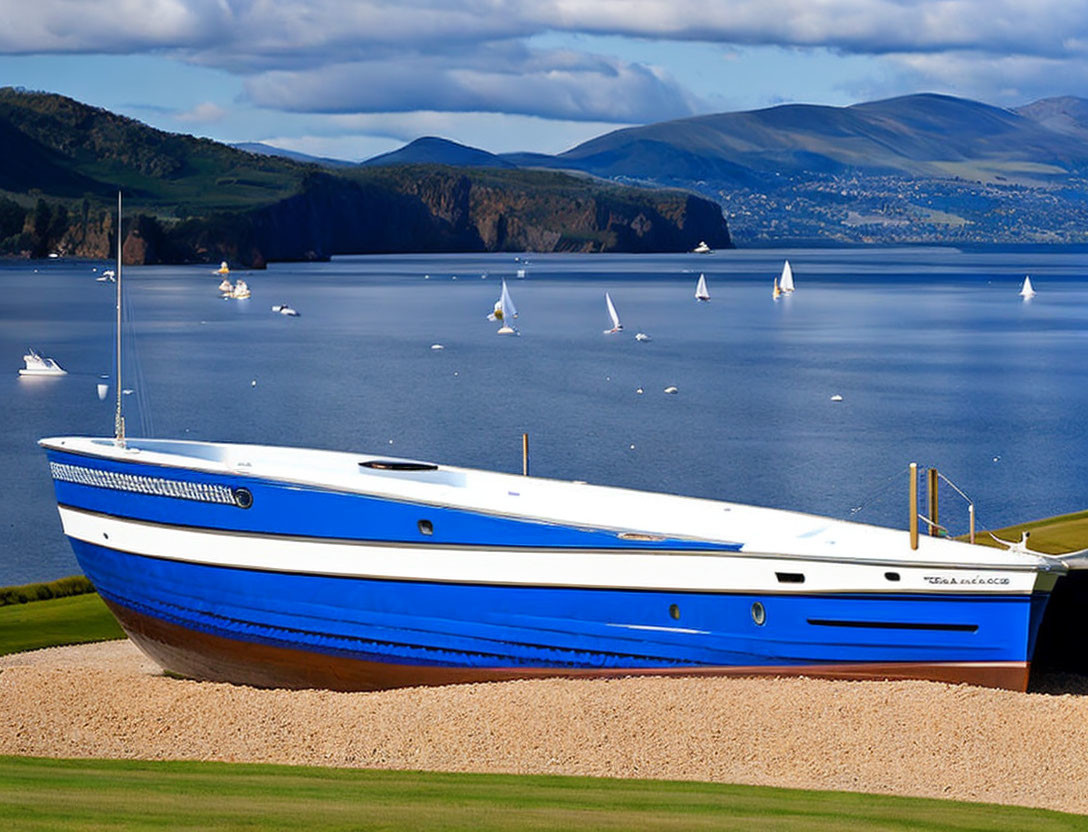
[2,640,1087,814]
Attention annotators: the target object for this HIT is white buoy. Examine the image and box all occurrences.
[251,379,257,387]
[664,386,678,394]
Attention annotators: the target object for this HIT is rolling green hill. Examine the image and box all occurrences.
[0,89,729,264]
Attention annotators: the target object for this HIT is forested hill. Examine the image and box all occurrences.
[0,89,730,265]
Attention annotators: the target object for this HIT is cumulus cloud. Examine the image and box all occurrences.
[3,1,1088,123]
[244,48,699,122]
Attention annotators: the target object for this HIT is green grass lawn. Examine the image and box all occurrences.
[965,509,1088,555]
[0,756,1084,832]
[0,592,123,656]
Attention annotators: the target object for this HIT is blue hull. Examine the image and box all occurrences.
[71,539,1046,686]
[45,445,1050,690]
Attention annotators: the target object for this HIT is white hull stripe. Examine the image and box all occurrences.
[58,507,1043,595]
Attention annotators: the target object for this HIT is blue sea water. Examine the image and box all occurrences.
[2,247,1088,586]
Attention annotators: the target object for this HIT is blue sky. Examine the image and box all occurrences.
[0,1,1084,161]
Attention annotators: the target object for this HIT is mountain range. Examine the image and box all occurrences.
[0,89,730,265]
[349,93,1088,245]
[4,87,1088,259]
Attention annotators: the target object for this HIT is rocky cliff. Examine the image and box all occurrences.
[7,167,731,265]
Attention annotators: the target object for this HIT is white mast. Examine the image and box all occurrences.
[114,191,125,446]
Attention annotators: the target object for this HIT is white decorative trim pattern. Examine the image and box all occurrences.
[50,461,238,506]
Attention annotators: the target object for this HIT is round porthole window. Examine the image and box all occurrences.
[233,487,253,509]
[668,603,680,620]
[751,601,766,626]
[418,519,434,535]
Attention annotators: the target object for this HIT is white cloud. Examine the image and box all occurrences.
[174,101,227,122]
[243,49,699,122]
[4,1,1088,125]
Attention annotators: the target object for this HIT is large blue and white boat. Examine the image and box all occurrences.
[40,433,1077,691]
[37,195,1088,693]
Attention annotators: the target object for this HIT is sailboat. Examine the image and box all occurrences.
[230,279,251,300]
[603,292,623,334]
[216,261,230,276]
[487,279,518,334]
[1020,276,1036,299]
[695,273,710,302]
[779,260,795,293]
[218,278,234,294]
[773,277,782,300]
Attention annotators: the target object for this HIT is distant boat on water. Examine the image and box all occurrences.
[1020,276,1036,299]
[487,279,518,335]
[780,260,795,294]
[773,277,782,300]
[695,273,710,302]
[216,261,230,275]
[229,279,251,300]
[96,269,116,283]
[19,348,66,376]
[603,292,623,334]
[693,241,711,254]
[218,279,234,294]
[635,332,652,342]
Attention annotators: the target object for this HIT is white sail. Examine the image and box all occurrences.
[500,279,517,320]
[489,280,518,333]
[1020,276,1036,298]
[604,292,622,333]
[695,273,710,301]
[780,260,795,293]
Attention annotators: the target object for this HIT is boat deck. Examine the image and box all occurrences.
[41,436,1057,572]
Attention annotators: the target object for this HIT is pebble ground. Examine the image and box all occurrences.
[2,641,1087,814]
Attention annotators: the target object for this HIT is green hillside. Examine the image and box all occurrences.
[0,89,730,263]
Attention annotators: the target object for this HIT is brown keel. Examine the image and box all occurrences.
[106,600,1031,692]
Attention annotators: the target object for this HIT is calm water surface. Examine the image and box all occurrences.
[3,247,1088,585]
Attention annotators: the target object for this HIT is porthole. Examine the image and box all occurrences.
[884,571,901,582]
[418,519,434,535]
[668,603,680,620]
[232,487,253,509]
[751,601,766,626]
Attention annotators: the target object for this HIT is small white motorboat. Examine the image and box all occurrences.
[664,385,679,394]
[692,241,711,254]
[279,306,299,317]
[96,270,116,283]
[19,348,67,376]
[635,332,652,342]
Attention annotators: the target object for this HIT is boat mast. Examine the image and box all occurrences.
[114,191,125,446]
